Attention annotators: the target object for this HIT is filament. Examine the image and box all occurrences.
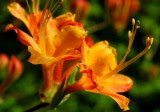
[101,37,153,80]
[117,18,139,68]
[26,0,40,39]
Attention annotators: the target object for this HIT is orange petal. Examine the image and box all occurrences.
[87,88,130,111]
[61,60,78,85]
[28,47,55,65]
[7,2,29,28]
[97,74,133,93]
[66,63,98,94]
[81,37,89,63]
[53,25,87,56]
[5,24,40,53]
[86,41,117,76]
[58,21,84,30]
[28,47,81,65]
[55,12,76,27]
[66,73,96,94]
[29,11,43,36]
[45,18,57,56]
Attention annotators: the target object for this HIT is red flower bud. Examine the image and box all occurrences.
[8,55,23,81]
[0,55,23,95]
[70,0,90,22]
[0,53,9,71]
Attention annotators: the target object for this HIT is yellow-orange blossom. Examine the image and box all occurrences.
[65,19,153,111]
[6,0,87,102]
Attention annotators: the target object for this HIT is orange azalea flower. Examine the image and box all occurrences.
[6,0,87,102]
[105,0,140,31]
[65,19,153,111]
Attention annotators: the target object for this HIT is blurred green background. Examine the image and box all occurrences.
[0,0,160,112]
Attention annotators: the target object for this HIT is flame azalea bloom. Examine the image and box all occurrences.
[6,0,87,102]
[105,0,140,31]
[65,19,153,111]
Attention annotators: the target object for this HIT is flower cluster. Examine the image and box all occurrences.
[5,0,153,111]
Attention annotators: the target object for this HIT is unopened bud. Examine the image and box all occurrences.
[0,55,23,95]
[0,54,9,71]
[8,55,23,81]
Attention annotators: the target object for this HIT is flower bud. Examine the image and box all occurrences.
[0,55,23,95]
[70,0,90,22]
[8,55,23,81]
[0,53,9,71]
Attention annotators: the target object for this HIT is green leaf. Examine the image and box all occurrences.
[50,79,68,110]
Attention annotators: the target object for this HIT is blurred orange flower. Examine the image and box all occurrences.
[105,0,140,31]
[70,0,90,22]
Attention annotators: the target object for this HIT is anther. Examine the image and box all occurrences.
[146,37,154,49]
[132,18,135,25]
[136,20,140,26]
[128,30,132,38]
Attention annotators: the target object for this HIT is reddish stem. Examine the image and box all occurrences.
[42,64,53,91]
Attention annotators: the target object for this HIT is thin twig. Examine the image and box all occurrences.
[86,20,109,34]
[24,103,50,112]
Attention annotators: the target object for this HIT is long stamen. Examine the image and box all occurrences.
[101,37,153,79]
[40,0,55,33]
[39,0,50,33]
[36,0,40,14]
[36,0,51,55]
[32,0,36,13]
[38,0,62,55]
[40,0,62,35]
[26,0,40,39]
[117,18,140,67]
[47,0,62,19]
[48,0,54,12]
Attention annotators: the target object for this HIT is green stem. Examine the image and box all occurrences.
[24,103,50,112]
